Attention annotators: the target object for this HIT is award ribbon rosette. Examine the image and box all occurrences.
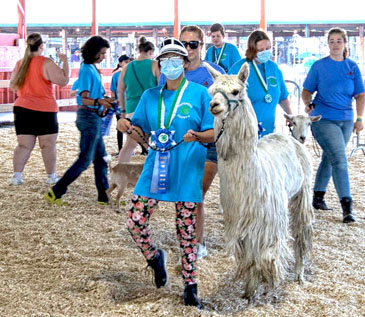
[150,78,188,194]
[252,60,272,104]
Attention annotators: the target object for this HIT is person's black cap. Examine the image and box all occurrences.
[118,54,130,62]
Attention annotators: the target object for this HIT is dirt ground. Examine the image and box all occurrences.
[0,120,364,317]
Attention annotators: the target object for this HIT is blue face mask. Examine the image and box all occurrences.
[160,57,184,80]
[256,49,272,64]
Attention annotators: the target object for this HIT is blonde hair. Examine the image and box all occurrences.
[12,33,43,89]
[180,25,205,45]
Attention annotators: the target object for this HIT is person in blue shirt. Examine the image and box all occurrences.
[45,36,114,205]
[302,28,365,223]
[110,55,130,150]
[159,25,225,261]
[117,38,214,309]
[229,29,293,137]
[205,23,241,73]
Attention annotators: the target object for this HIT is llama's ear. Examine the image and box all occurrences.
[238,62,249,84]
[203,62,221,79]
[310,115,322,122]
[284,113,294,122]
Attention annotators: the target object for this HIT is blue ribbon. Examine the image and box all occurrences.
[258,122,265,138]
[150,129,176,194]
[151,128,176,151]
[150,151,170,194]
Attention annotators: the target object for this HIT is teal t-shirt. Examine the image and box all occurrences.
[205,42,241,73]
[229,59,289,136]
[124,59,158,114]
[131,81,213,202]
[110,71,121,99]
[76,63,105,105]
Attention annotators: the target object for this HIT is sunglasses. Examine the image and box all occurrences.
[181,40,200,49]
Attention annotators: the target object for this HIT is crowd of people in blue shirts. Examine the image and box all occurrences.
[12,23,363,309]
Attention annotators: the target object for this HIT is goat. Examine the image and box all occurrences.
[284,113,321,143]
[106,162,144,212]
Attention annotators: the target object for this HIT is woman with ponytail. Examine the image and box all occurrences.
[117,36,160,162]
[10,32,69,185]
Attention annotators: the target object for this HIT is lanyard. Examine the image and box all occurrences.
[213,43,226,65]
[252,60,268,93]
[157,78,188,129]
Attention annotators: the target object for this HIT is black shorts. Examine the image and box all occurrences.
[14,106,59,136]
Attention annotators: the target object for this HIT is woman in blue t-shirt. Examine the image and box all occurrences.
[302,28,365,223]
[110,55,130,150]
[159,25,225,261]
[45,36,114,205]
[117,38,214,309]
[229,29,293,137]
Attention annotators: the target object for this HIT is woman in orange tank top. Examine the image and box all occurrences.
[9,33,69,185]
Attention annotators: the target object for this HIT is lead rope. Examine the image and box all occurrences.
[128,127,209,152]
[312,137,321,157]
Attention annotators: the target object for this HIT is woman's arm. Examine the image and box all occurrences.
[353,92,365,133]
[80,91,113,116]
[279,98,293,115]
[184,129,214,143]
[302,89,315,113]
[117,66,127,118]
[9,62,19,91]
[117,118,149,145]
[43,54,69,86]
[152,60,161,82]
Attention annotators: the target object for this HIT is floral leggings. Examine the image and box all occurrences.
[127,195,198,285]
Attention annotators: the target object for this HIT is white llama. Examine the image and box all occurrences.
[207,62,314,300]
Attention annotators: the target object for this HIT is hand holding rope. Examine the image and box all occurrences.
[117,118,210,152]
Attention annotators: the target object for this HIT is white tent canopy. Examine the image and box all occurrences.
[1,0,365,25]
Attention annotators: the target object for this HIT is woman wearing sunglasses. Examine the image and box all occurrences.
[159,26,225,261]
[117,37,214,309]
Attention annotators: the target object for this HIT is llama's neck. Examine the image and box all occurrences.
[216,103,258,162]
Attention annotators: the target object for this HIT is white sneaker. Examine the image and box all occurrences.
[10,176,24,185]
[103,154,112,164]
[197,243,208,260]
[46,174,60,184]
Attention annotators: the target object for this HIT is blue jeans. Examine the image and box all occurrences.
[52,108,109,202]
[311,119,353,199]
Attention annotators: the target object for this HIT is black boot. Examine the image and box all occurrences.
[340,197,356,223]
[184,284,202,309]
[146,249,169,288]
[312,191,333,210]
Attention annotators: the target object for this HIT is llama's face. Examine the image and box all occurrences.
[284,114,322,143]
[208,63,249,117]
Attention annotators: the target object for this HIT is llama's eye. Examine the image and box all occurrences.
[231,90,239,96]
[293,122,297,126]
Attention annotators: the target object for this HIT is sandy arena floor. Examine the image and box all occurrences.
[0,120,364,317]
